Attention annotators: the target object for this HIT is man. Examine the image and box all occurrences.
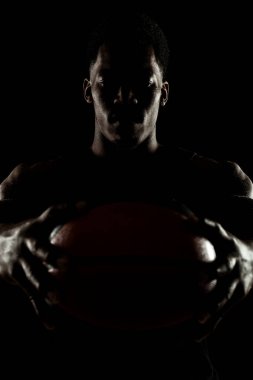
[0,12,252,379]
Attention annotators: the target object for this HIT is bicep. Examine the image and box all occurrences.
[222,160,253,199]
[215,195,253,240]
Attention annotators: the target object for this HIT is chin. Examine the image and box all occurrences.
[114,136,141,150]
[115,129,143,148]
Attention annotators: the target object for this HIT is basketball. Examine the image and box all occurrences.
[50,202,216,329]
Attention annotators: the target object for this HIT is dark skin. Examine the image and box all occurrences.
[0,43,253,339]
[84,44,168,154]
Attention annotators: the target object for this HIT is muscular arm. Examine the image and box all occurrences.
[0,159,87,329]
[184,156,253,339]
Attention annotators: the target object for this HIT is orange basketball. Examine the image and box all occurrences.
[50,202,216,330]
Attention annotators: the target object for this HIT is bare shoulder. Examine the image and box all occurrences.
[190,153,253,198]
[0,158,64,200]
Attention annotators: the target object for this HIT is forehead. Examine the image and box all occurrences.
[91,44,162,75]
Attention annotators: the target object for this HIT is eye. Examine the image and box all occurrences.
[98,77,106,87]
[97,72,108,86]
[98,74,118,89]
[138,75,154,88]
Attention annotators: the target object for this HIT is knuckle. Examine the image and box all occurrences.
[24,237,39,254]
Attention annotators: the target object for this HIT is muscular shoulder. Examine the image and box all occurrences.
[0,158,66,201]
[189,153,253,198]
[155,144,253,198]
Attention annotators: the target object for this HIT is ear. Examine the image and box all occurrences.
[160,81,169,107]
[83,79,93,104]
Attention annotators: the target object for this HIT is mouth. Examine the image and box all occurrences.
[109,108,144,125]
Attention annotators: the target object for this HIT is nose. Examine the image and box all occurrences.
[113,86,138,105]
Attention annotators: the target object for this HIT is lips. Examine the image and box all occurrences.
[108,108,144,125]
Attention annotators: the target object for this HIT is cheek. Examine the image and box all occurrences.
[92,90,102,107]
[144,89,161,108]
[92,93,109,117]
[92,86,114,108]
[145,94,161,117]
[94,107,108,127]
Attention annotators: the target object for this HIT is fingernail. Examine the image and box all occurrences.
[197,312,211,324]
[47,290,61,305]
[76,201,88,211]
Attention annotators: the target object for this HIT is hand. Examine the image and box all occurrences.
[0,201,88,329]
[189,218,253,341]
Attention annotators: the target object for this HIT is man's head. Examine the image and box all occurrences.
[83,13,170,155]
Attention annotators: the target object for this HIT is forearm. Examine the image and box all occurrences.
[0,201,37,280]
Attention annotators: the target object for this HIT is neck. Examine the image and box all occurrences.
[91,131,160,159]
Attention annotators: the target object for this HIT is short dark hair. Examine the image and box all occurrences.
[86,12,170,79]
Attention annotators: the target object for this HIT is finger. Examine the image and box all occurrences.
[23,201,89,244]
[215,256,237,275]
[193,282,242,342]
[28,294,60,330]
[21,202,90,265]
[198,254,237,281]
[193,264,242,341]
[16,251,62,305]
[189,218,240,274]
[11,261,60,330]
[24,236,69,269]
[38,201,89,232]
[199,219,238,256]
[188,218,228,246]
[198,263,240,315]
[197,278,239,323]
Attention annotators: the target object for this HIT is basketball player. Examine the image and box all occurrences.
[0,11,252,379]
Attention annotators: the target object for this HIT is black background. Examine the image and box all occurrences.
[1,3,252,180]
[1,3,253,377]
